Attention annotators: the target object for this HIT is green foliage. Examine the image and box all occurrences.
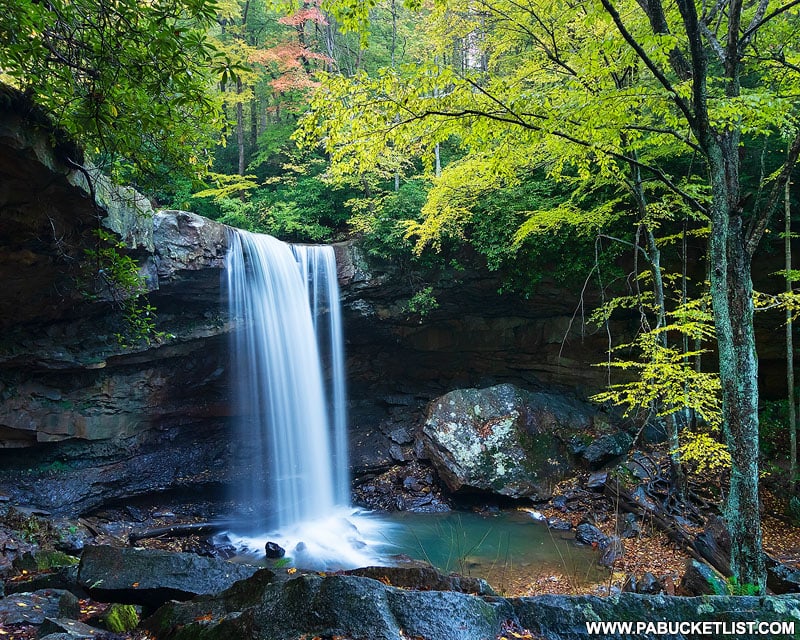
[677,431,731,473]
[403,286,439,317]
[83,229,167,347]
[592,330,722,429]
[350,179,436,261]
[193,165,356,242]
[759,399,793,461]
[725,576,761,597]
[0,0,224,183]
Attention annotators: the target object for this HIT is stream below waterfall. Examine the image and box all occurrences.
[227,508,606,593]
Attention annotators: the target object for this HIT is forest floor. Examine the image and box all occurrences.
[515,484,800,597]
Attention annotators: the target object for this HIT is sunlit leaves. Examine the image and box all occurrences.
[591,329,722,430]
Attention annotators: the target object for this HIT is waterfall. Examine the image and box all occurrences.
[291,244,350,506]
[225,229,383,568]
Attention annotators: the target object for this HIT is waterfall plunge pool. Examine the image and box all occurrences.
[224,508,607,593]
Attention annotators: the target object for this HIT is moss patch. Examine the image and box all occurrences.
[101,603,140,632]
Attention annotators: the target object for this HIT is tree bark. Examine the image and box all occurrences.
[236,78,245,176]
[706,135,765,592]
[788,171,797,495]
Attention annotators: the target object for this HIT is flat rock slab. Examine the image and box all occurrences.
[39,617,112,639]
[0,588,79,626]
[77,545,259,608]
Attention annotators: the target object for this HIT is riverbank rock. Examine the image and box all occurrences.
[679,559,729,595]
[0,589,79,626]
[144,568,800,640]
[145,572,514,640]
[421,383,614,499]
[344,565,495,595]
[77,545,260,608]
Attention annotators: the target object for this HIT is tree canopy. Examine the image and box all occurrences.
[0,0,225,182]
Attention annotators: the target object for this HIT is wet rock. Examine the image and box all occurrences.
[767,561,800,594]
[77,545,260,608]
[599,536,624,568]
[53,521,93,555]
[575,523,609,547]
[265,541,285,559]
[0,589,79,626]
[579,431,633,470]
[679,559,728,596]
[345,565,495,595]
[353,462,450,513]
[636,571,663,594]
[551,495,568,510]
[620,513,641,539]
[422,384,601,500]
[144,567,800,640]
[511,592,800,639]
[547,517,572,531]
[387,426,413,444]
[4,565,83,598]
[38,617,111,639]
[585,471,607,490]
[622,452,657,480]
[630,485,659,512]
[145,572,510,640]
[389,444,406,462]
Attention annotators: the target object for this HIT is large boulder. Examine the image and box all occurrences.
[510,593,800,640]
[144,568,800,640]
[0,588,79,626]
[77,545,259,608]
[145,571,512,640]
[421,383,612,499]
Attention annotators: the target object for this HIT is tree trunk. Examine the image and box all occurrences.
[236,78,245,176]
[707,137,765,592]
[250,96,259,155]
[788,172,797,495]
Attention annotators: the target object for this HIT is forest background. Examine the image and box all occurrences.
[2,0,800,594]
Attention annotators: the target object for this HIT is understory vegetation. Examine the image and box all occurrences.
[2,0,799,593]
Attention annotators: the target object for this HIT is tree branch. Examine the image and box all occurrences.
[392,104,708,214]
[745,131,800,256]
[598,0,696,127]
[742,0,800,41]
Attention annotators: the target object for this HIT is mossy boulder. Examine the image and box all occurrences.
[145,572,511,640]
[421,384,609,499]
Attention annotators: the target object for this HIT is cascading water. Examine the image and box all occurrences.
[225,229,384,569]
[291,244,349,506]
